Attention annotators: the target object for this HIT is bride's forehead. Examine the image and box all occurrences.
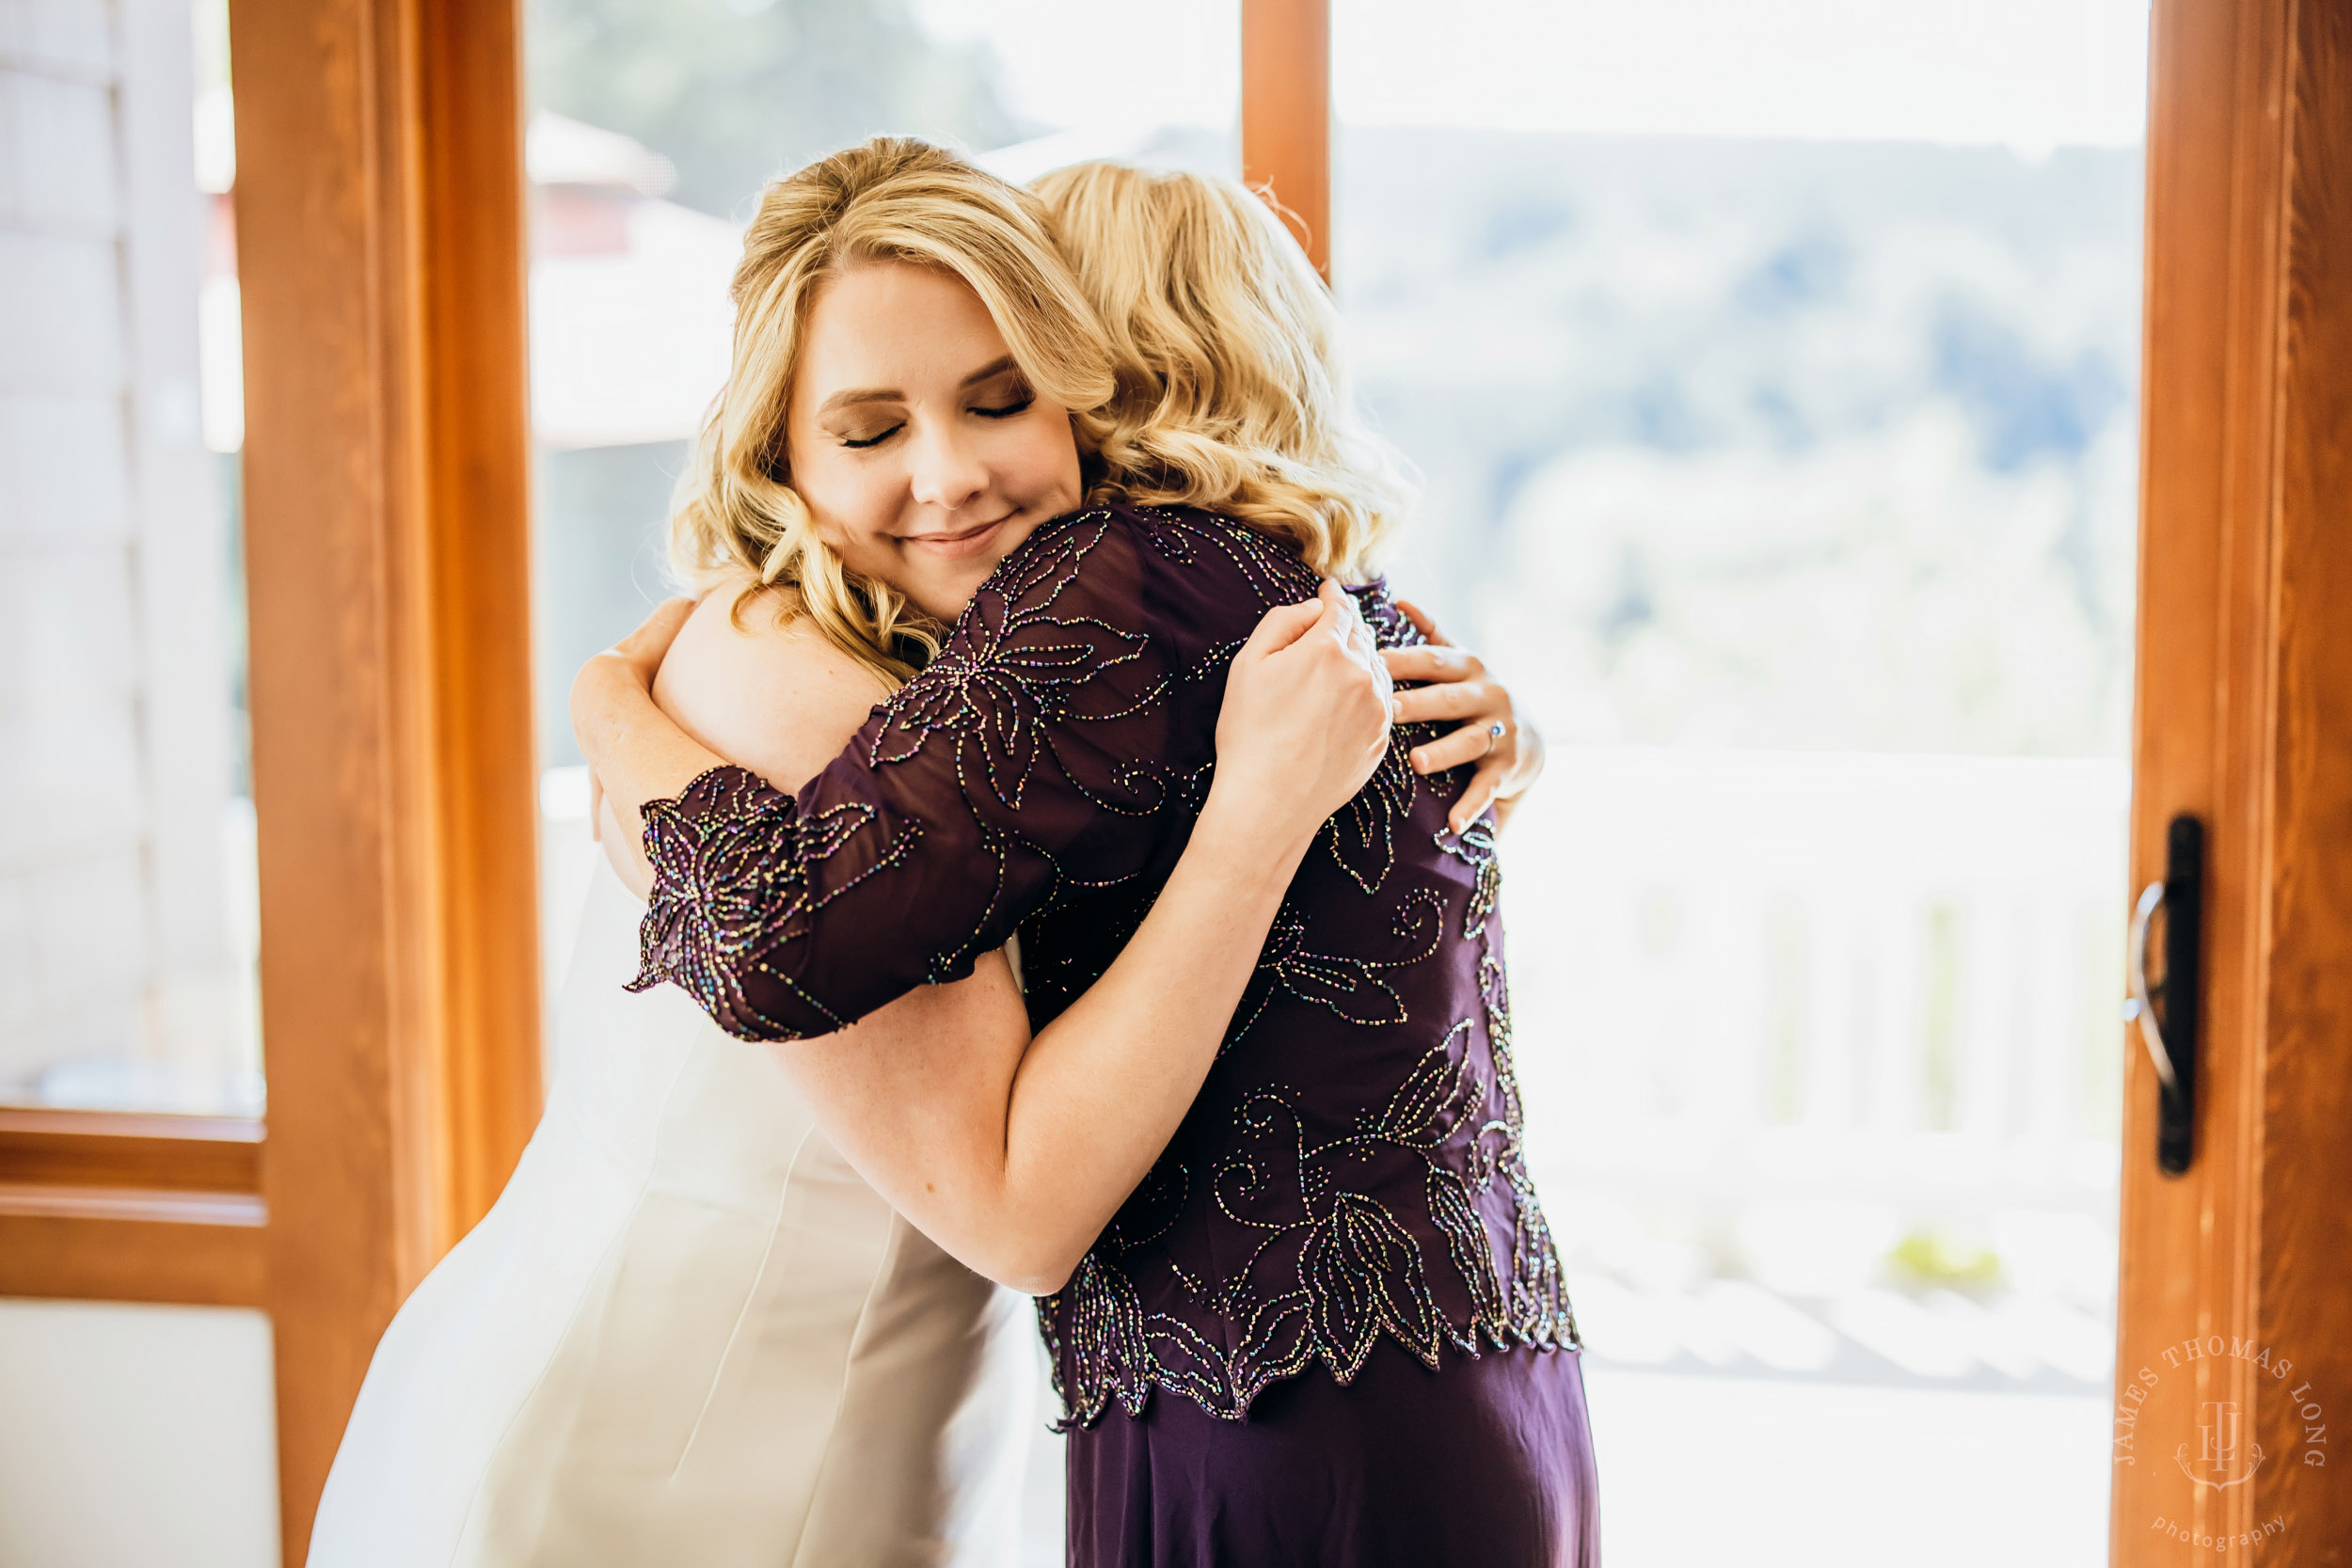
[803,261,1006,371]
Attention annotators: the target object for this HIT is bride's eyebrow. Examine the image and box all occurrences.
[816,386,904,419]
[959,355,1019,388]
[813,356,1021,420]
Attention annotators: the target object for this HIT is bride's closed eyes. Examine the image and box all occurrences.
[835,421,900,451]
[825,367,1039,451]
[970,387,1037,420]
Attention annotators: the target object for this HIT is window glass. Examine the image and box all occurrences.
[1333,2,2145,1560]
[0,0,261,1116]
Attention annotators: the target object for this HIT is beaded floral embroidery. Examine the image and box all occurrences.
[629,504,1577,1426]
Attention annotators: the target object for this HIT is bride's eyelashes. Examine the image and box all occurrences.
[832,389,1035,450]
[968,372,1037,420]
[838,421,903,450]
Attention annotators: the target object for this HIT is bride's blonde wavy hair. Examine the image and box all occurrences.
[1030,161,1414,582]
[667,137,1116,684]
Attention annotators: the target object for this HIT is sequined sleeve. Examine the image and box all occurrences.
[626,505,1321,1041]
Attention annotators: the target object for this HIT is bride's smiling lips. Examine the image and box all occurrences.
[900,512,1020,560]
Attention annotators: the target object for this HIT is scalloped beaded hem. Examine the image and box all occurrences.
[1041,1311,1583,1433]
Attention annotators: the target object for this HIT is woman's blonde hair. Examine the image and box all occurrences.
[667,137,1116,684]
[1031,161,1413,581]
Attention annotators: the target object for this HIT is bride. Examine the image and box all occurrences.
[307,142,1532,1565]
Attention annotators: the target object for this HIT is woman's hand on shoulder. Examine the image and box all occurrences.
[1207,581,1394,852]
[1380,598,1546,832]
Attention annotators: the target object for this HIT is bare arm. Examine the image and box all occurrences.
[645,578,1389,1293]
[580,596,714,896]
[787,777,1317,1293]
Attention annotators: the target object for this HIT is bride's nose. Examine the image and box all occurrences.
[906,419,988,514]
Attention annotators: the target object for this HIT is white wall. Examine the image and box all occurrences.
[0,1300,279,1568]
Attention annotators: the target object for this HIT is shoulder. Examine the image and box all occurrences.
[989,504,1321,637]
[1125,505,1324,603]
[652,579,894,795]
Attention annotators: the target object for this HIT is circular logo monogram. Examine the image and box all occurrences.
[2116,1333,2328,1550]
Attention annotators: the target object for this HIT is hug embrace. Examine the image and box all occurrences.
[307,139,1600,1567]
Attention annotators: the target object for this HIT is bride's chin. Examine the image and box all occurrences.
[893,562,993,624]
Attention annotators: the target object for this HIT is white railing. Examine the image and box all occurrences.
[1503,747,2128,1195]
[1500,749,2128,1360]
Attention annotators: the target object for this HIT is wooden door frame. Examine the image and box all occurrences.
[230,0,543,1558]
[2115,0,2352,1560]
[1243,0,1332,278]
[0,1111,267,1307]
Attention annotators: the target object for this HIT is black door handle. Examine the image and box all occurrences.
[2126,814,2203,1176]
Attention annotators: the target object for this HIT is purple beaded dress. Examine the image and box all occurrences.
[632,504,1600,1567]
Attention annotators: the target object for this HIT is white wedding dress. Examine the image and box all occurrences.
[308,860,1038,1567]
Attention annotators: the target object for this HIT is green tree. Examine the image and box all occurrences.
[528,0,1025,218]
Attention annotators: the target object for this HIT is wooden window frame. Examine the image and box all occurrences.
[1243,0,1332,279]
[2114,0,2352,1560]
[0,1111,266,1307]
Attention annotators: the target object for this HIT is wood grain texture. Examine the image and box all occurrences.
[0,1190,268,1307]
[408,0,545,1248]
[1241,0,1330,279]
[0,1111,262,1193]
[2114,1,2285,1555]
[2256,0,2352,1559]
[230,8,410,1544]
[228,0,539,1558]
[2118,0,2352,1561]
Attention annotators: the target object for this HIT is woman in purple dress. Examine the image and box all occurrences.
[578,141,1599,1566]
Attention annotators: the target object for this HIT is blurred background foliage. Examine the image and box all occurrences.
[1342,132,2141,757]
[528,0,1024,218]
